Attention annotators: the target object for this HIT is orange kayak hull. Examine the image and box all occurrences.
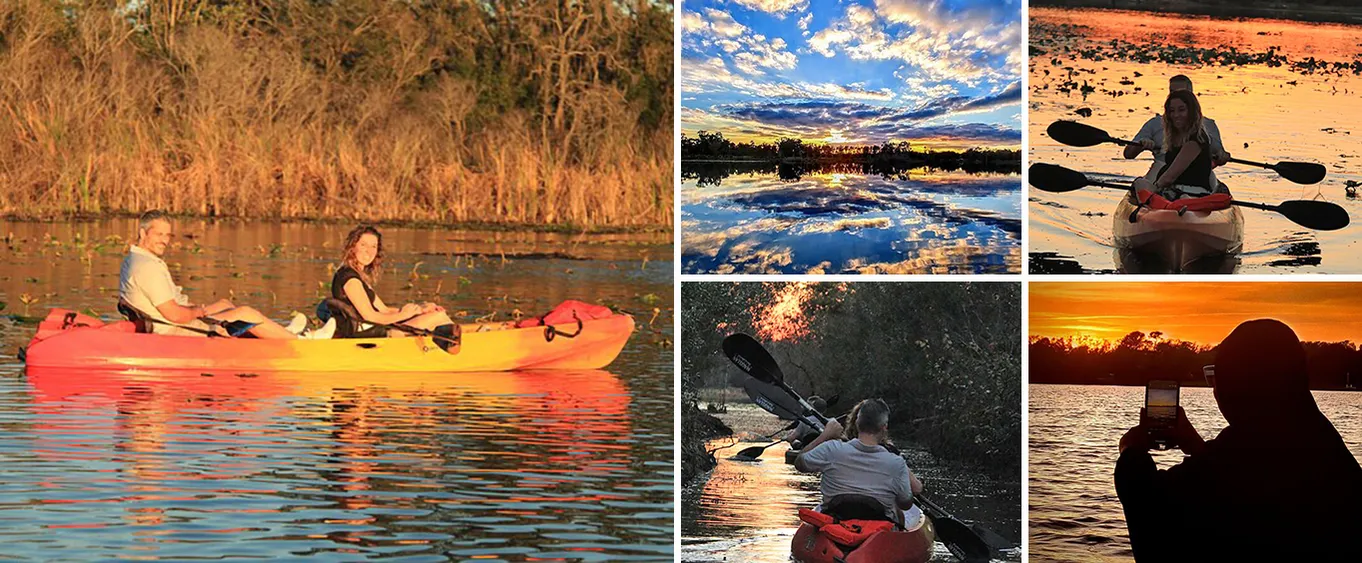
[23,309,634,372]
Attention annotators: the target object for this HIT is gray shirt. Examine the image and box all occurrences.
[119,245,200,336]
[798,438,914,518]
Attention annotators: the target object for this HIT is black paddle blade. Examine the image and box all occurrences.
[1028,163,1091,193]
[1276,200,1350,231]
[433,323,461,352]
[1046,120,1110,147]
[732,446,766,460]
[934,517,994,563]
[1272,161,1327,185]
[224,321,258,337]
[741,376,803,421]
[722,333,785,383]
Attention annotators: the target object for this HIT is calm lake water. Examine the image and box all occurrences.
[1029,8,1362,274]
[681,404,1021,562]
[0,219,674,561]
[1029,384,1362,562]
[681,163,1022,274]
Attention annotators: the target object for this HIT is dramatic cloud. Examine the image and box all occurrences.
[685,8,800,76]
[807,0,1022,86]
[680,55,892,101]
[729,0,810,17]
[695,90,1023,145]
[680,1,1021,148]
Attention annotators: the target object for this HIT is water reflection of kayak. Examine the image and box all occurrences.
[22,309,633,372]
[1112,188,1244,273]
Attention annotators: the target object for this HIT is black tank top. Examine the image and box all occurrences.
[331,265,378,310]
[1157,138,1214,192]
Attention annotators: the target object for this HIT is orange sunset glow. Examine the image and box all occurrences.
[754,283,812,342]
[1031,282,1362,345]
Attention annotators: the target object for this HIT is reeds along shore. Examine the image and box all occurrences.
[0,1,673,229]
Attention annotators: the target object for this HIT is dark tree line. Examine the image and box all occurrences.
[681,131,1020,170]
[1030,331,1362,390]
[681,283,1021,484]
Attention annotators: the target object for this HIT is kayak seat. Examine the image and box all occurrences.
[316,298,389,339]
[117,300,155,334]
[823,494,896,523]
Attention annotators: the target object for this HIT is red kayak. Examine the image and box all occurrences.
[791,497,936,563]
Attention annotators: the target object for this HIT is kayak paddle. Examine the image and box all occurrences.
[1046,120,1327,184]
[723,333,829,425]
[723,333,997,563]
[316,298,460,351]
[388,322,461,352]
[1029,163,1350,231]
[733,440,784,461]
[117,302,259,337]
[916,494,995,562]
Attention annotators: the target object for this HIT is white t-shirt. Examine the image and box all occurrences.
[1132,115,1225,185]
[119,245,203,336]
[799,438,914,520]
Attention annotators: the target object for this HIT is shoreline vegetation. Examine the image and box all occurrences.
[680,131,1021,173]
[1031,332,1362,390]
[0,1,672,228]
[0,213,674,236]
[681,283,1021,487]
[1031,0,1362,25]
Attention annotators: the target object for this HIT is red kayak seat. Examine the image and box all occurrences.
[117,300,155,334]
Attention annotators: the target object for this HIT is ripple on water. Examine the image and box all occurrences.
[0,368,674,560]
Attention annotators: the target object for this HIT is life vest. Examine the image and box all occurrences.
[797,507,895,548]
[1135,189,1232,212]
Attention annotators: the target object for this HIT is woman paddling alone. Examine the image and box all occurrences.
[332,226,455,337]
[1131,89,1223,198]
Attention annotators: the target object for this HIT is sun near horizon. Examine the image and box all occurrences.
[1030,282,1362,346]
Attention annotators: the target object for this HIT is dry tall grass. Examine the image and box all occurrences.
[0,0,673,229]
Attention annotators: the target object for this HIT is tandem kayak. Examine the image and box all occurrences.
[22,309,634,372]
[1112,188,1244,273]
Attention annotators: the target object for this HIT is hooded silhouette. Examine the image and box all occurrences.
[1115,319,1362,561]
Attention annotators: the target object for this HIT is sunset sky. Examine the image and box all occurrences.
[1031,282,1362,345]
[680,0,1023,149]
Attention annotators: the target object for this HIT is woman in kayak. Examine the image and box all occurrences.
[1131,89,1218,198]
[332,225,454,337]
[793,398,925,528]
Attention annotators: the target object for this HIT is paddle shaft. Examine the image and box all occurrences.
[1088,128,1310,176]
[1073,178,1297,216]
[386,322,460,347]
[138,314,257,337]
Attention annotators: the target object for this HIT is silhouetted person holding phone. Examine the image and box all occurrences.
[1115,319,1362,561]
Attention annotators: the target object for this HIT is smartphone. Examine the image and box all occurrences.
[1142,380,1179,450]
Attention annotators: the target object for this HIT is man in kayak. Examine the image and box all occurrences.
[1123,75,1230,191]
[119,210,335,339]
[793,398,925,527]
[1114,319,1361,561]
